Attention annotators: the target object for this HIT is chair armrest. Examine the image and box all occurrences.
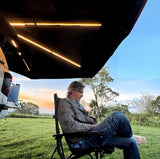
[53,131,104,139]
[53,133,64,139]
[64,131,105,137]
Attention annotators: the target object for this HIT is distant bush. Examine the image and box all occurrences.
[7,112,53,119]
[14,102,40,115]
[127,113,160,127]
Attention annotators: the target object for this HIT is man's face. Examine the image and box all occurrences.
[71,89,84,102]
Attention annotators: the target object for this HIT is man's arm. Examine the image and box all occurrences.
[58,99,94,133]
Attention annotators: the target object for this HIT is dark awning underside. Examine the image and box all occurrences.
[0,0,147,79]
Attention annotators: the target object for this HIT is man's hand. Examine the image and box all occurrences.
[92,123,99,128]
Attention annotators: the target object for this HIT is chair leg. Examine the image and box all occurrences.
[50,146,57,159]
[59,139,65,156]
[88,153,94,159]
[94,150,105,159]
[100,151,104,159]
[51,139,65,159]
[57,139,65,159]
[67,153,73,159]
[95,151,99,159]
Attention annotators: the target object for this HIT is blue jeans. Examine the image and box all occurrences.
[80,112,140,159]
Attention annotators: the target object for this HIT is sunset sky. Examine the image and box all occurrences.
[11,0,160,114]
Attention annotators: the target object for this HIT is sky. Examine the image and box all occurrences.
[11,0,160,114]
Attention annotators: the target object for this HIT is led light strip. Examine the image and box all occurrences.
[11,39,31,71]
[17,34,81,68]
[10,23,35,26]
[10,22,102,27]
[22,57,31,71]
[11,40,18,48]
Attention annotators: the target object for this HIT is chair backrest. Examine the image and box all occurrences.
[53,93,61,134]
[51,94,66,159]
[53,93,81,149]
[54,93,73,145]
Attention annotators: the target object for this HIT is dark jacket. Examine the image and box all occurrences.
[58,97,96,133]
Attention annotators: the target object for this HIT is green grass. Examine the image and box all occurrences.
[0,118,160,159]
[0,118,55,159]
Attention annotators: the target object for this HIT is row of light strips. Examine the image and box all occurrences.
[10,22,102,27]
[12,36,80,71]
[17,34,81,68]
[10,22,101,68]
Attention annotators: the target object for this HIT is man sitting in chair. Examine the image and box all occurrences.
[58,81,140,159]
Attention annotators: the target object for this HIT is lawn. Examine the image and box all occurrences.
[0,117,160,159]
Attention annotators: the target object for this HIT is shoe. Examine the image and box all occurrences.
[133,135,147,144]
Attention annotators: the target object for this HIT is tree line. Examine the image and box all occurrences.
[14,102,39,115]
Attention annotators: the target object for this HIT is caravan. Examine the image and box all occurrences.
[0,47,22,119]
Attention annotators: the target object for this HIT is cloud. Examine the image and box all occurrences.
[123,77,155,86]
[116,93,139,102]
[13,76,30,82]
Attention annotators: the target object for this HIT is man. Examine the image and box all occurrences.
[58,81,140,159]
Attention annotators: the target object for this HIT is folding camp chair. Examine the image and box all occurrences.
[51,93,114,159]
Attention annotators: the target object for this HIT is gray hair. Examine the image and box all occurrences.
[67,81,85,97]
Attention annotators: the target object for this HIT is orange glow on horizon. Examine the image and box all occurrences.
[18,89,92,112]
[19,92,54,110]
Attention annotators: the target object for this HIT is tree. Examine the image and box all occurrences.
[89,99,106,118]
[150,96,160,114]
[80,67,119,118]
[132,92,155,113]
[89,100,97,108]
[15,102,39,115]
